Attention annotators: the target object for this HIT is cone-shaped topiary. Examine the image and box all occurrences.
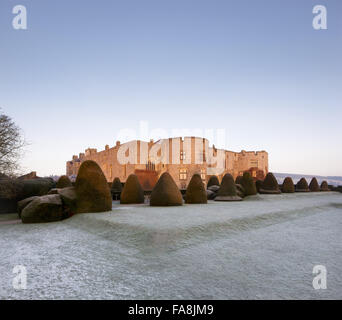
[150,172,183,206]
[309,177,320,192]
[111,177,122,200]
[207,175,220,188]
[56,175,72,188]
[320,180,330,192]
[259,173,281,194]
[241,172,257,196]
[120,174,144,204]
[296,177,310,192]
[235,176,243,185]
[215,173,242,201]
[75,160,112,213]
[282,177,295,193]
[111,177,122,193]
[185,174,207,204]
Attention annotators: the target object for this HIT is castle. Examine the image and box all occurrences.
[66,137,268,189]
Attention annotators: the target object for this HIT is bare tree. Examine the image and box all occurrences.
[0,110,26,177]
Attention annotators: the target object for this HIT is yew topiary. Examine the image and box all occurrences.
[21,194,64,224]
[111,177,122,200]
[320,181,330,192]
[75,160,112,213]
[296,178,310,192]
[215,173,242,201]
[150,172,183,206]
[120,174,144,204]
[185,174,207,204]
[241,172,257,196]
[20,178,55,199]
[309,177,320,192]
[56,175,72,188]
[259,173,281,194]
[0,178,55,214]
[207,175,220,188]
[235,176,243,185]
[282,177,295,193]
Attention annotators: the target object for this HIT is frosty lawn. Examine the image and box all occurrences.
[0,192,341,299]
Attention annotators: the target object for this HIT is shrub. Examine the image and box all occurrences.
[75,160,112,213]
[241,172,257,196]
[309,177,320,192]
[259,173,281,194]
[207,175,220,188]
[185,174,207,204]
[320,181,330,191]
[56,175,72,188]
[235,176,243,185]
[150,172,183,206]
[296,178,309,192]
[282,177,295,193]
[0,177,55,213]
[111,177,122,193]
[215,173,242,201]
[120,174,144,204]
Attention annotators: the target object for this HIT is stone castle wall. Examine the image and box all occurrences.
[66,137,268,188]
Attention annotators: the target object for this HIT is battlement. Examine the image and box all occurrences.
[67,137,268,187]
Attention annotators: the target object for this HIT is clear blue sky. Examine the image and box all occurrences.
[0,0,341,176]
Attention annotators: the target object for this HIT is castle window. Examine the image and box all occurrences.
[146,161,155,171]
[110,165,113,179]
[200,169,206,180]
[250,160,258,167]
[179,168,187,180]
[180,151,186,160]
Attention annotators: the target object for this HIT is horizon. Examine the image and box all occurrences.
[1,0,341,176]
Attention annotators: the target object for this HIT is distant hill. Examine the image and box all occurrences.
[274,173,342,186]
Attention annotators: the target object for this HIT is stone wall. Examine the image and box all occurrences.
[67,137,268,189]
